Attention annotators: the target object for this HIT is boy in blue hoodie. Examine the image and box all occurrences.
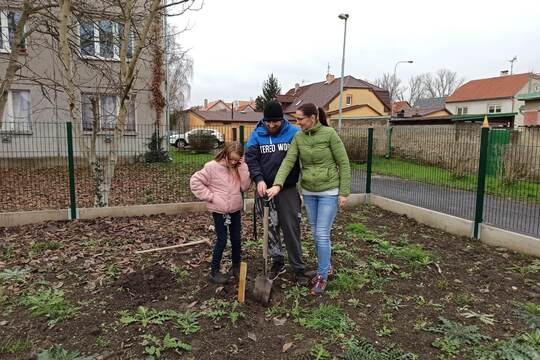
[245,101,309,286]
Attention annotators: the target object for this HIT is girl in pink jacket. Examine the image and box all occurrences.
[190,142,252,284]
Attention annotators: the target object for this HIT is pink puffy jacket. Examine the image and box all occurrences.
[190,159,252,214]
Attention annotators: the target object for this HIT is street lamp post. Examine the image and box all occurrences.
[337,13,349,131]
[391,60,413,116]
[386,60,413,159]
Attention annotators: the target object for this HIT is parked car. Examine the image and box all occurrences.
[169,128,225,149]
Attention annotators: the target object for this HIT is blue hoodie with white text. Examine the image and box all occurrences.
[245,118,300,189]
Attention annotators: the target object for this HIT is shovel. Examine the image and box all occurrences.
[253,198,273,305]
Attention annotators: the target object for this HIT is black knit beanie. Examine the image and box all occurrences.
[263,101,284,121]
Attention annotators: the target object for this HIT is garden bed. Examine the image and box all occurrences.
[0,205,539,359]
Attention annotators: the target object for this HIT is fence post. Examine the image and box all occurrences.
[66,122,78,220]
[473,119,490,239]
[239,125,245,146]
[366,128,374,194]
[385,126,393,159]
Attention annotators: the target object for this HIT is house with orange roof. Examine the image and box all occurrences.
[393,101,412,115]
[201,99,231,111]
[234,100,256,112]
[200,99,256,112]
[180,99,259,138]
[446,72,540,127]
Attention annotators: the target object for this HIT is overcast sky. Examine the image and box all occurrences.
[170,0,540,108]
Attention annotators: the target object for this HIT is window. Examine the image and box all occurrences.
[488,104,501,113]
[79,20,133,60]
[100,95,117,130]
[1,90,32,132]
[346,95,352,106]
[457,107,468,115]
[117,23,133,58]
[80,21,95,56]
[0,10,25,52]
[81,93,135,132]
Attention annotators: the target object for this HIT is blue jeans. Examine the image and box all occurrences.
[303,194,338,280]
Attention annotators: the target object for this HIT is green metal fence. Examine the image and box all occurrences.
[1,121,539,238]
[364,124,540,238]
[0,121,254,212]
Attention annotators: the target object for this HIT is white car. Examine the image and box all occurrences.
[169,128,225,149]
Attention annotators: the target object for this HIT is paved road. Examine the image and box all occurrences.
[351,170,540,238]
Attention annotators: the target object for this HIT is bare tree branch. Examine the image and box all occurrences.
[408,74,427,106]
[423,69,465,98]
[374,73,406,103]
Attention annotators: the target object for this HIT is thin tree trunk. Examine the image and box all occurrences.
[102,0,162,205]
[58,0,164,207]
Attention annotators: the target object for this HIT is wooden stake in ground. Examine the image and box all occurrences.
[135,239,211,254]
[237,262,248,303]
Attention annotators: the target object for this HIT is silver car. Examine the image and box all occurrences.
[169,128,225,149]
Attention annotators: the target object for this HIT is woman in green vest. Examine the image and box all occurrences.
[267,103,351,296]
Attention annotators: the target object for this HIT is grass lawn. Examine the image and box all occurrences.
[352,157,540,203]
[169,150,213,167]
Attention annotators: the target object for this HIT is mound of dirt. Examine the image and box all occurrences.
[116,266,176,295]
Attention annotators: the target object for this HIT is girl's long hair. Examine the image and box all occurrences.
[215,141,244,183]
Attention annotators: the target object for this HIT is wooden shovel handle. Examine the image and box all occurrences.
[262,205,269,261]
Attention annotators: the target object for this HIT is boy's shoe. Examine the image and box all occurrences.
[268,262,286,280]
[309,275,327,296]
[209,269,228,284]
[293,270,311,287]
[229,263,241,280]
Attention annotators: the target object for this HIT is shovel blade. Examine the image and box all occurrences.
[253,275,273,305]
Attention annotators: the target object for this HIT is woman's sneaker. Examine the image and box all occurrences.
[309,275,327,296]
[310,266,334,284]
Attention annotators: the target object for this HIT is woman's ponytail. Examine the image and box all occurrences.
[318,107,328,126]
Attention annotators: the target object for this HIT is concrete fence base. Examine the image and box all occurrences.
[369,195,539,258]
[480,224,540,258]
[0,193,538,258]
[0,202,206,228]
[370,195,473,238]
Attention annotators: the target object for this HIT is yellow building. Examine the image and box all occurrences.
[184,109,262,143]
[277,74,391,122]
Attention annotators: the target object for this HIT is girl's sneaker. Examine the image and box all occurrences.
[209,269,228,284]
[309,275,327,296]
[229,263,241,280]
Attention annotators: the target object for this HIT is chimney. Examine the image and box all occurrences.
[203,98,208,109]
[500,70,509,76]
[294,83,300,95]
[326,73,335,84]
